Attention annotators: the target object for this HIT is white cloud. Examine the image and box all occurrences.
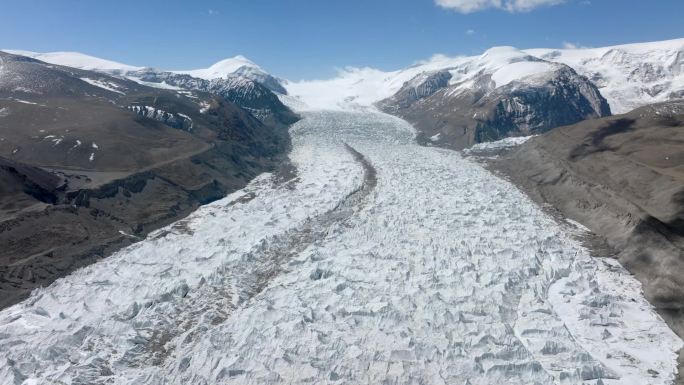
[466,29,476,35]
[436,0,564,13]
[413,53,464,66]
[562,41,590,49]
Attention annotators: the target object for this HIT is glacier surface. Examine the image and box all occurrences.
[0,109,681,385]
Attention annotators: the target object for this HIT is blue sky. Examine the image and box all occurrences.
[2,0,683,79]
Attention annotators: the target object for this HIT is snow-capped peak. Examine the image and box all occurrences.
[174,55,263,80]
[1,49,143,73]
[172,55,287,94]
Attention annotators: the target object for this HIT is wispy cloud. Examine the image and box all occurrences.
[562,41,590,49]
[465,29,476,35]
[436,0,564,13]
[208,9,218,16]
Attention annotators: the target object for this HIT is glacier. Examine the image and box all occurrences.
[0,109,681,385]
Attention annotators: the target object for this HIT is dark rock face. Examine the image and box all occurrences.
[0,51,292,310]
[232,65,288,95]
[387,70,452,109]
[475,67,612,142]
[379,64,611,150]
[130,70,298,128]
[205,77,299,127]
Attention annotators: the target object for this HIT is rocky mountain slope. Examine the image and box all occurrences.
[2,50,295,128]
[0,51,291,309]
[491,100,684,376]
[173,55,288,94]
[128,69,298,129]
[378,48,611,149]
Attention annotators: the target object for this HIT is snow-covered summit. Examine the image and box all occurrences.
[174,55,261,80]
[1,49,143,74]
[173,56,287,94]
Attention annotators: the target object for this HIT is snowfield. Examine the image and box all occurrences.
[2,50,143,73]
[526,38,684,114]
[0,108,681,384]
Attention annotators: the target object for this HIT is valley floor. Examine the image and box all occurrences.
[0,110,681,384]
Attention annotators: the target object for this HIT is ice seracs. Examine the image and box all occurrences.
[2,38,683,385]
[0,105,680,384]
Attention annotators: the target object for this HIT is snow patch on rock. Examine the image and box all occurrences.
[80,77,126,94]
[465,135,536,153]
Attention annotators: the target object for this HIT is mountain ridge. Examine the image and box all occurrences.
[283,37,684,115]
[7,37,683,116]
[0,51,292,309]
[1,49,288,95]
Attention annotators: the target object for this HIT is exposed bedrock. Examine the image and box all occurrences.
[379,65,611,149]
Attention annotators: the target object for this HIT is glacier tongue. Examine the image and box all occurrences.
[0,110,681,385]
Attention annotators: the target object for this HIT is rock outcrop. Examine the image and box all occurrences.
[380,64,610,149]
[130,69,298,128]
